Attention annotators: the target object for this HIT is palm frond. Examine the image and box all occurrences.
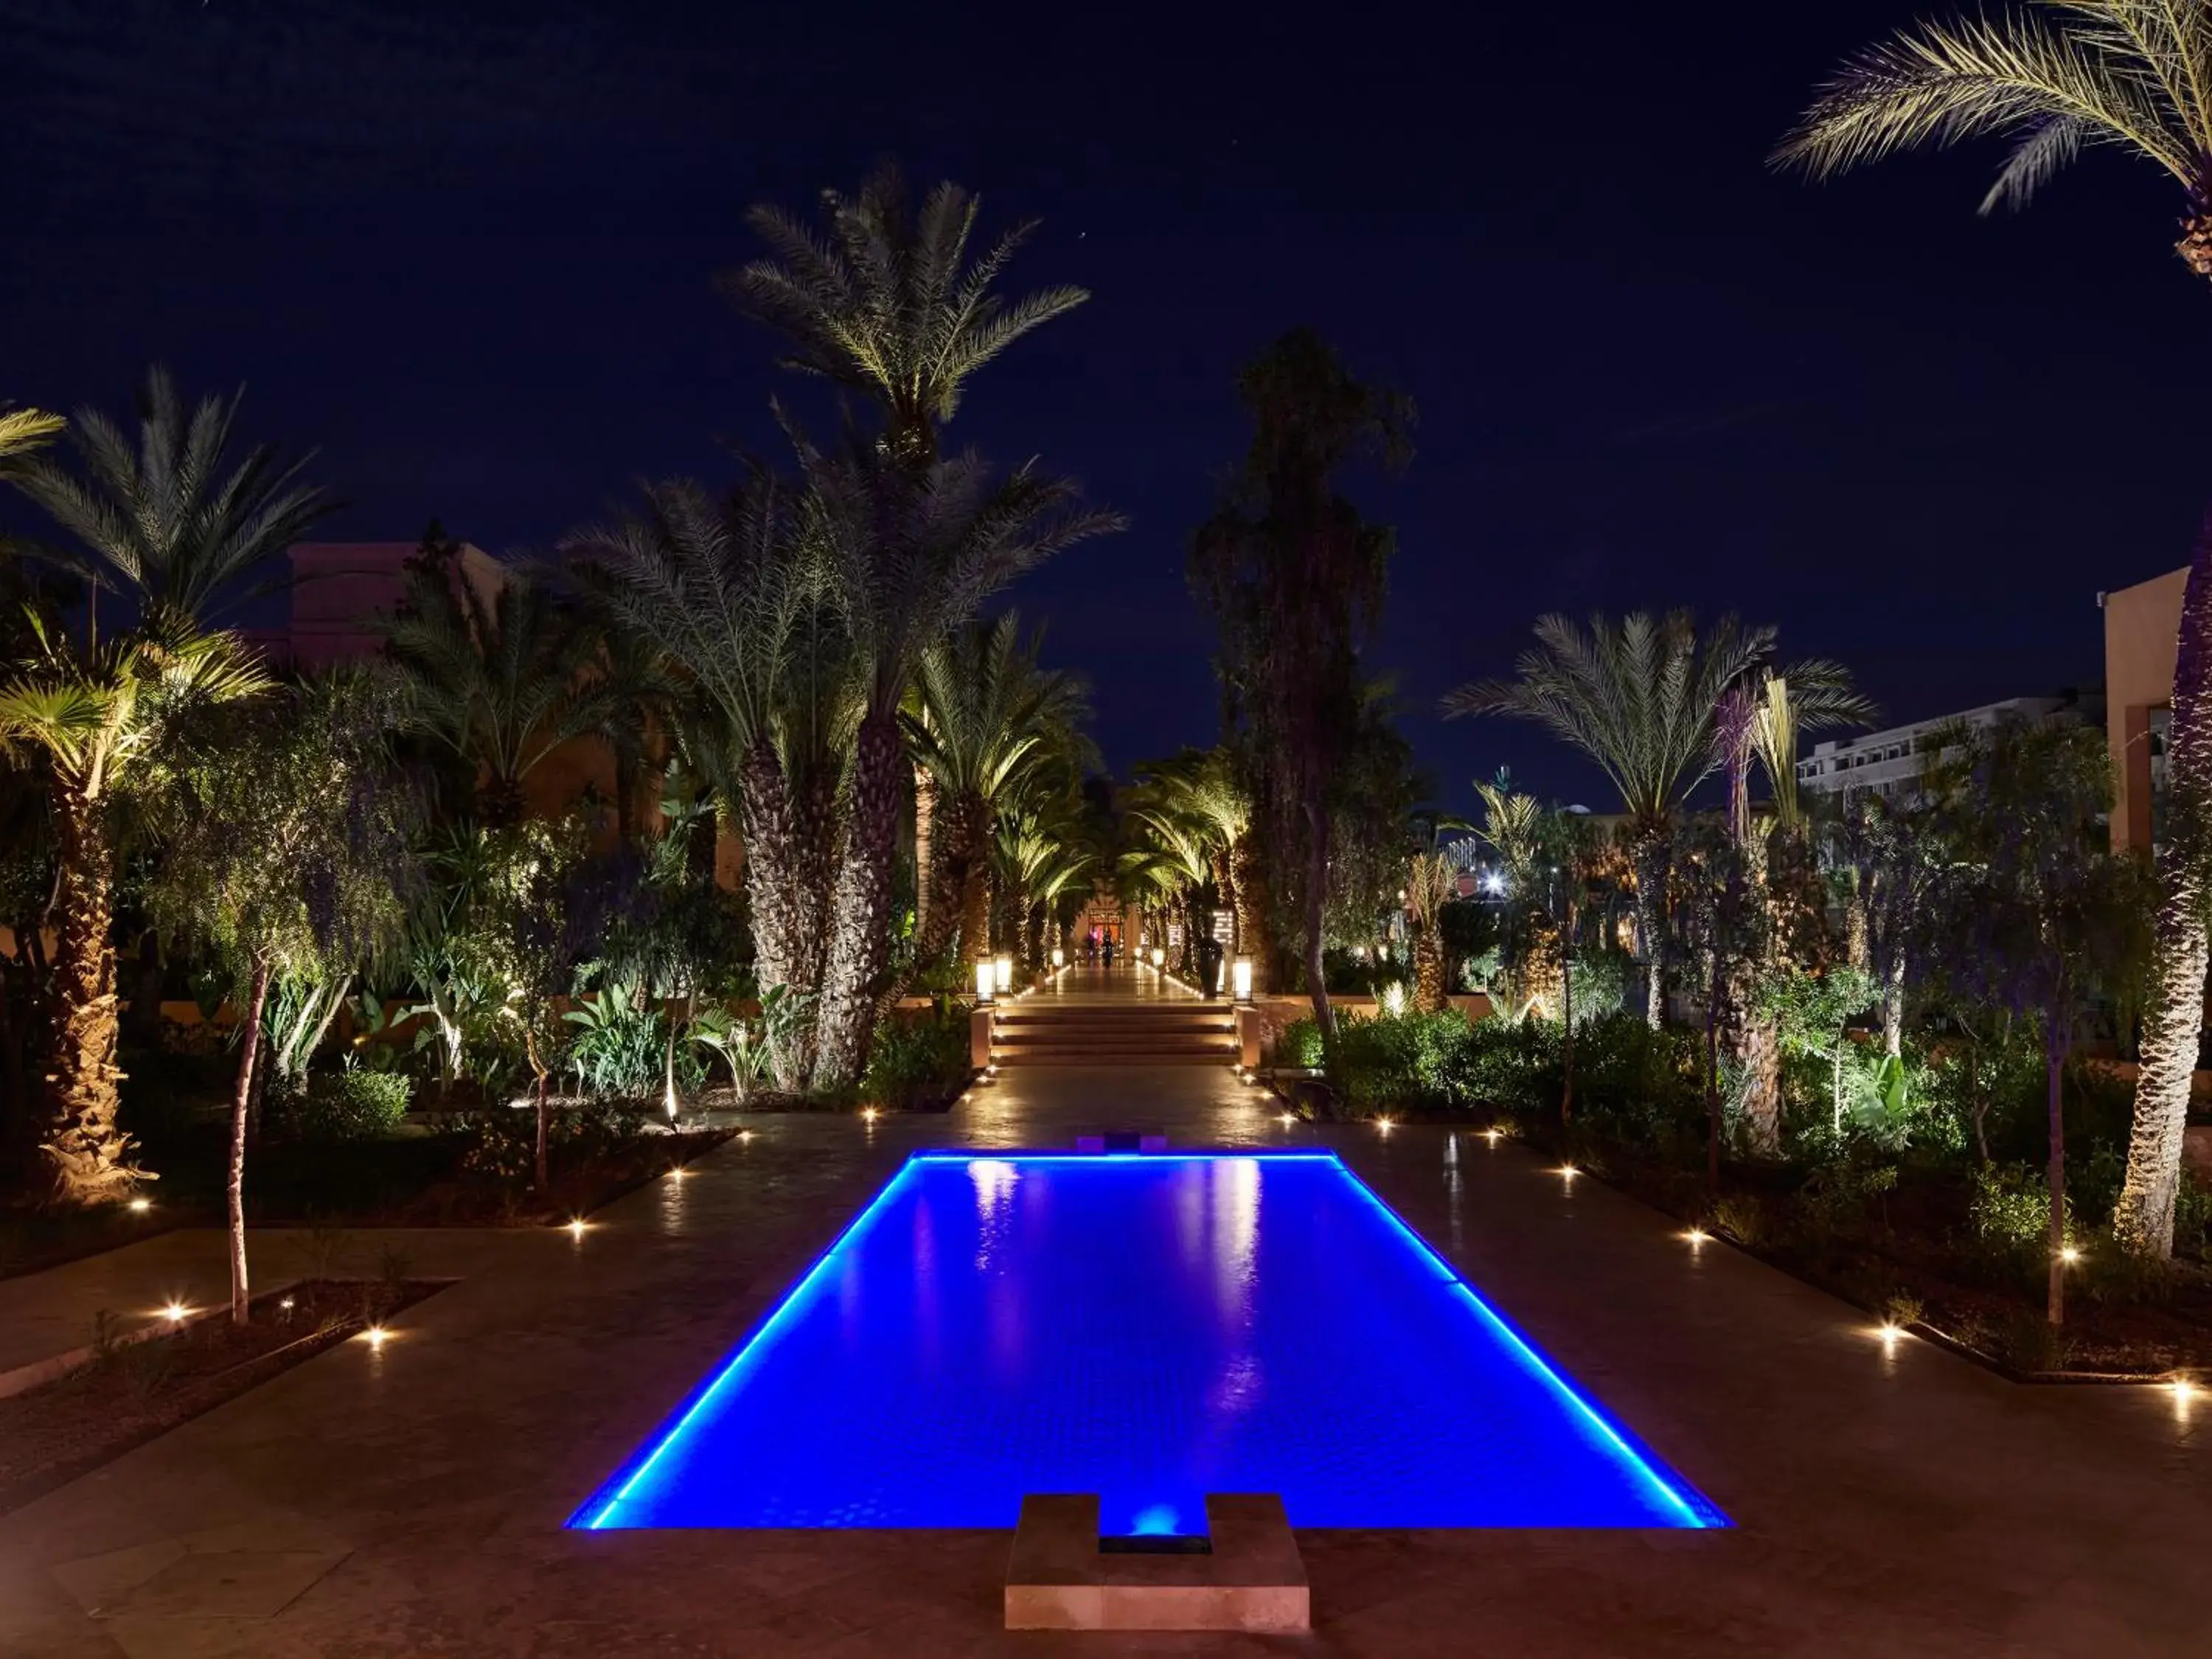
[1775,6,2199,195]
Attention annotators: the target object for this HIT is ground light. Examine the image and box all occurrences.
[1685,1228,1708,1247]
[668,1165,687,1180]
[161,1301,188,1323]
[739,1129,755,1142]
[1876,1323,1905,1349]
[128,1197,151,1214]
[361,1325,390,1349]
[567,1219,589,1239]
[1375,1117,1395,1135]
[2059,1246,2082,1265]
[861,1107,880,1124]
[1279,1113,1295,1127]
[1484,1129,1502,1147]
[1559,1164,1579,1183]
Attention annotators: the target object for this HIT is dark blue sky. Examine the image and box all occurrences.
[7,1,2209,816]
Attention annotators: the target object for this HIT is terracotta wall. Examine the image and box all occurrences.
[2104,566,2185,852]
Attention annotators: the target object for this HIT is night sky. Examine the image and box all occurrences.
[7,1,2211,818]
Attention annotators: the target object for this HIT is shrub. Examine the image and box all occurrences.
[288,1068,412,1142]
[453,1098,648,1186]
[860,1011,973,1110]
[1329,1009,1469,1117]
[563,992,701,1099]
[1276,1018,1325,1070]
[2177,1174,2212,1263]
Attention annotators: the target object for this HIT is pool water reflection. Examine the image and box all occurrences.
[573,1152,1722,1533]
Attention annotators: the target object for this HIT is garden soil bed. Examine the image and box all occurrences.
[1276,1083,2212,1382]
[0,1276,449,1516]
[1579,1144,2212,1380]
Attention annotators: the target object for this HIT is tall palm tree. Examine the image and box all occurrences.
[1123,806,1216,977]
[1775,3,2212,278]
[1778,8,2212,1248]
[799,434,1120,1087]
[563,473,838,1091]
[0,617,269,1203]
[5,369,333,632]
[994,774,1096,973]
[1445,612,1773,1026]
[1132,748,1256,978]
[384,544,616,828]
[2119,514,2212,1255]
[722,165,1091,467]
[1404,841,1475,1014]
[902,611,1090,977]
[1193,330,1413,1037]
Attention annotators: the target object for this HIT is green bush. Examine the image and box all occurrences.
[1966,1162,2075,1272]
[860,1011,973,1110]
[1329,1009,1470,1117]
[1276,1018,1325,1070]
[563,992,702,1099]
[288,1068,412,1142]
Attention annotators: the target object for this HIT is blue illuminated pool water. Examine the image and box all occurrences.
[573,1151,1722,1533]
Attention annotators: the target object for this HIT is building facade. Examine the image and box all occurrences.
[1796,694,2097,807]
[2104,567,2186,854]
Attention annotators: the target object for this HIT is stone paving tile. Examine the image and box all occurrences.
[0,1033,2207,1655]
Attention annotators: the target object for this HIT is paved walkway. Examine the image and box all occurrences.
[1,988,2207,1655]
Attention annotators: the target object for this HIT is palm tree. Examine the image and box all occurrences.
[799,434,1120,1087]
[563,473,837,1092]
[1777,9,2212,1249]
[1193,330,1413,1038]
[1122,807,1216,977]
[384,540,617,828]
[0,617,269,1203]
[1132,748,1256,979]
[5,369,333,632]
[2118,514,2212,1255]
[722,165,1090,467]
[902,611,1090,978]
[1404,841,1475,1014]
[1445,612,1772,1026]
[1775,3,2212,278]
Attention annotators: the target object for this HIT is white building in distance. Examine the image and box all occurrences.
[1796,693,2101,807]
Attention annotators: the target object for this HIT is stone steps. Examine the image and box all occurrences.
[991,1000,1237,1068]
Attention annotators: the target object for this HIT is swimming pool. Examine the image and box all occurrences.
[572,1151,1722,1534]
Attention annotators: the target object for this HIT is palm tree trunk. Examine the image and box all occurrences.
[1231,836,1269,995]
[813,709,903,1089]
[735,737,813,1091]
[228,957,272,1326]
[913,766,936,940]
[1705,950,1722,1194]
[38,783,139,1207]
[1301,799,1335,1040]
[1559,924,1575,1129]
[1632,832,1667,1028]
[529,1024,550,1193]
[2046,1012,2069,1328]
[2117,515,2212,1256]
[1413,925,1447,1013]
[1882,948,1906,1060]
